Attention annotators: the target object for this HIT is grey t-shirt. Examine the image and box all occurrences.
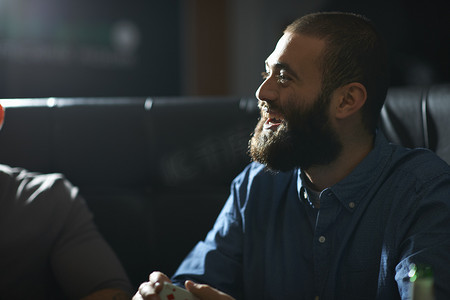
[0,164,132,299]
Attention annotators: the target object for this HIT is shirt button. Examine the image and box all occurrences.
[318,236,326,243]
[349,202,355,208]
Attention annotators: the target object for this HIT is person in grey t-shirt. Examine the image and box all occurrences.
[0,105,133,299]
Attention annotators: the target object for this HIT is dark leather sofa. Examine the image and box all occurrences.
[0,83,449,289]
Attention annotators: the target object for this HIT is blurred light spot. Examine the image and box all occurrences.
[47,97,56,107]
[111,20,141,55]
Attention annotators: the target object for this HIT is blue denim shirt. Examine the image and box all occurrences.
[172,132,450,300]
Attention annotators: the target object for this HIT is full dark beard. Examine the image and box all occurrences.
[249,93,342,172]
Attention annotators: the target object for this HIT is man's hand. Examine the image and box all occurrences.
[132,271,171,300]
[185,280,236,300]
[132,271,235,300]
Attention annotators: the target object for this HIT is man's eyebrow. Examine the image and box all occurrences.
[265,61,299,80]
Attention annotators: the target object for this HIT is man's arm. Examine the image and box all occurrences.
[394,172,450,299]
[47,177,133,298]
[170,190,245,298]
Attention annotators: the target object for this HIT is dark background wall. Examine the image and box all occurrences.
[0,0,182,98]
[227,0,450,97]
[0,0,448,98]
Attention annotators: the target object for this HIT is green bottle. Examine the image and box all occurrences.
[408,263,435,300]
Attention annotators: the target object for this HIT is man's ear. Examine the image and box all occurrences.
[0,104,4,130]
[333,82,367,119]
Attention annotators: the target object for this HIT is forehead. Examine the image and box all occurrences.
[266,32,325,75]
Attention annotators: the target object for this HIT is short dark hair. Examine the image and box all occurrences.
[285,12,389,133]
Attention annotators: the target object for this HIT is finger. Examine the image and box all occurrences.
[138,282,154,296]
[185,280,235,300]
[136,282,161,300]
[149,271,171,284]
[153,282,164,294]
[132,291,144,300]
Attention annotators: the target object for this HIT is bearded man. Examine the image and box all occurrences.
[134,12,450,300]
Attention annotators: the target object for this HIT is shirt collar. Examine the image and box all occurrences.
[297,131,393,211]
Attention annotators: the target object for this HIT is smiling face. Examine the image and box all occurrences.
[249,32,342,172]
[257,32,325,129]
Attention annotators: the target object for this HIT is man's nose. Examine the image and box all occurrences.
[255,76,278,102]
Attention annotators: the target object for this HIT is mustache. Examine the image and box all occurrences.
[257,100,269,112]
[257,100,283,116]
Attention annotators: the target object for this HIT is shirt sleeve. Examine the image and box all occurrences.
[171,172,248,299]
[394,173,450,300]
[45,176,133,299]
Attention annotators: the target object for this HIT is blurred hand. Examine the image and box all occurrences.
[185,280,236,300]
[132,271,171,300]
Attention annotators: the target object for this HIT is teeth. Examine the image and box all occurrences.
[261,106,269,114]
[259,104,283,122]
[260,106,270,118]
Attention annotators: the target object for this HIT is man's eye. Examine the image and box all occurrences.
[275,74,289,84]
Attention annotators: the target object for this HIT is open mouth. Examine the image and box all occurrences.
[259,103,284,131]
[262,110,284,131]
[263,117,283,131]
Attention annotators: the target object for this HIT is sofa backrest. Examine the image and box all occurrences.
[0,96,260,287]
[0,97,260,188]
[380,84,450,164]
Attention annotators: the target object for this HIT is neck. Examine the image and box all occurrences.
[303,132,374,191]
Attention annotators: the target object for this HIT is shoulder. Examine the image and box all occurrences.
[228,162,296,209]
[382,146,450,215]
[0,164,86,223]
[0,164,71,188]
[389,146,450,187]
[232,162,294,189]
[0,164,77,205]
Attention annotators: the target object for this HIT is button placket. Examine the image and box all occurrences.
[313,190,337,293]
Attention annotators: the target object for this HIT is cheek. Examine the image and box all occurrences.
[282,94,308,123]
